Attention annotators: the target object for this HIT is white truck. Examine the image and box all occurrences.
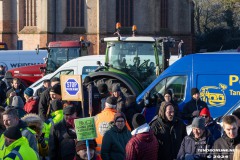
[29,55,105,94]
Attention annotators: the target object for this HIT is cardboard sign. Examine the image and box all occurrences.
[74,117,97,141]
[61,75,83,101]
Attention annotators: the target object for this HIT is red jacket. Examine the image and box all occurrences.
[24,98,39,114]
[125,130,159,160]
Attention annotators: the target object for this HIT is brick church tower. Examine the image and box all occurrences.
[0,0,194,54]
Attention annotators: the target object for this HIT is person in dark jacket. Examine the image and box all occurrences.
[101,112,131,160]
[49,105,78,160]
[155,90,181,118]
[0,106,5,135]
[124,95,141,130]
[34,79,50,98]
[182,88,208,124]
[38,77,60,121]
[150,102,187,160]
[6,78,25,105]
[125,113,158,160]
[83,76,101,116]
[111,85,126,113]
[177,117,214,160]
[213,115,240,160]
[98,83,110,111]
[199,107,221,141]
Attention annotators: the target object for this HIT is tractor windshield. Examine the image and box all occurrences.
[46,48,81,73]
[107,41,162,88]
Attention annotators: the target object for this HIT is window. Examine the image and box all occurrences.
[24,0,37,26]
[67,0,84,27]
[150,76,187,103]
[116,0,133,27]
[53,70,74,79]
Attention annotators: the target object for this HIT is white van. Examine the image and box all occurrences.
[0,50,47,71]
[29,55,105,94]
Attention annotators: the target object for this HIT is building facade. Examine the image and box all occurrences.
[0,0,194,54]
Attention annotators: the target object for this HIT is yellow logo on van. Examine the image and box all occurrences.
[200,83,227,107]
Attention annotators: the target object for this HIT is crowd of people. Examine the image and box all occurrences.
[0,75,240,160]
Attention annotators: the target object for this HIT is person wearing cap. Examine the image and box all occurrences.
[83,76,101,116]
[213,115,240,160]
[94,97,131,155]
[0,108,38,153]
[97,83,110,110]
[74,139,101,160]
[125,113,158,160]
[177,117,214,160]
[38,77,60,121]
[6,78,25,106]
[101,112,131,160]
[182,87,208,125]
[49,105,78,160]
[0,126,39,160]
[150,101,186,160]
[23,87,39,114]
[34,79,51,98]
[199,107,221,141]
[111,84,126,113]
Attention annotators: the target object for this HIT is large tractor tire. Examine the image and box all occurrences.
[89,71,143,96]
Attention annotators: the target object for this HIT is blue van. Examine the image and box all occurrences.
[137,52,240,120]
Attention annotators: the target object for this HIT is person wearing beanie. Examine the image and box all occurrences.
[11,95,24,108]
[101,112,131,160]
[38,76,60,121]
[1,108,38,153]
[10,96,26,118]
[160,90,181,118]
[177,117,214,160]
[213,115,240,160]
[150,101,186,160]
[23,88,39,114]
[125,113,158,160]
[199,107,221,141]
[74,139,101,160]
[1,126,39,160]
[111,84,126,113]
[182,87,208,125]
[94,97,131,155]
[50,83,62,97]
[49,104,78,160]
[97,83,110,110]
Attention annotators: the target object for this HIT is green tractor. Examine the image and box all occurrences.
[90,24,176,96]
